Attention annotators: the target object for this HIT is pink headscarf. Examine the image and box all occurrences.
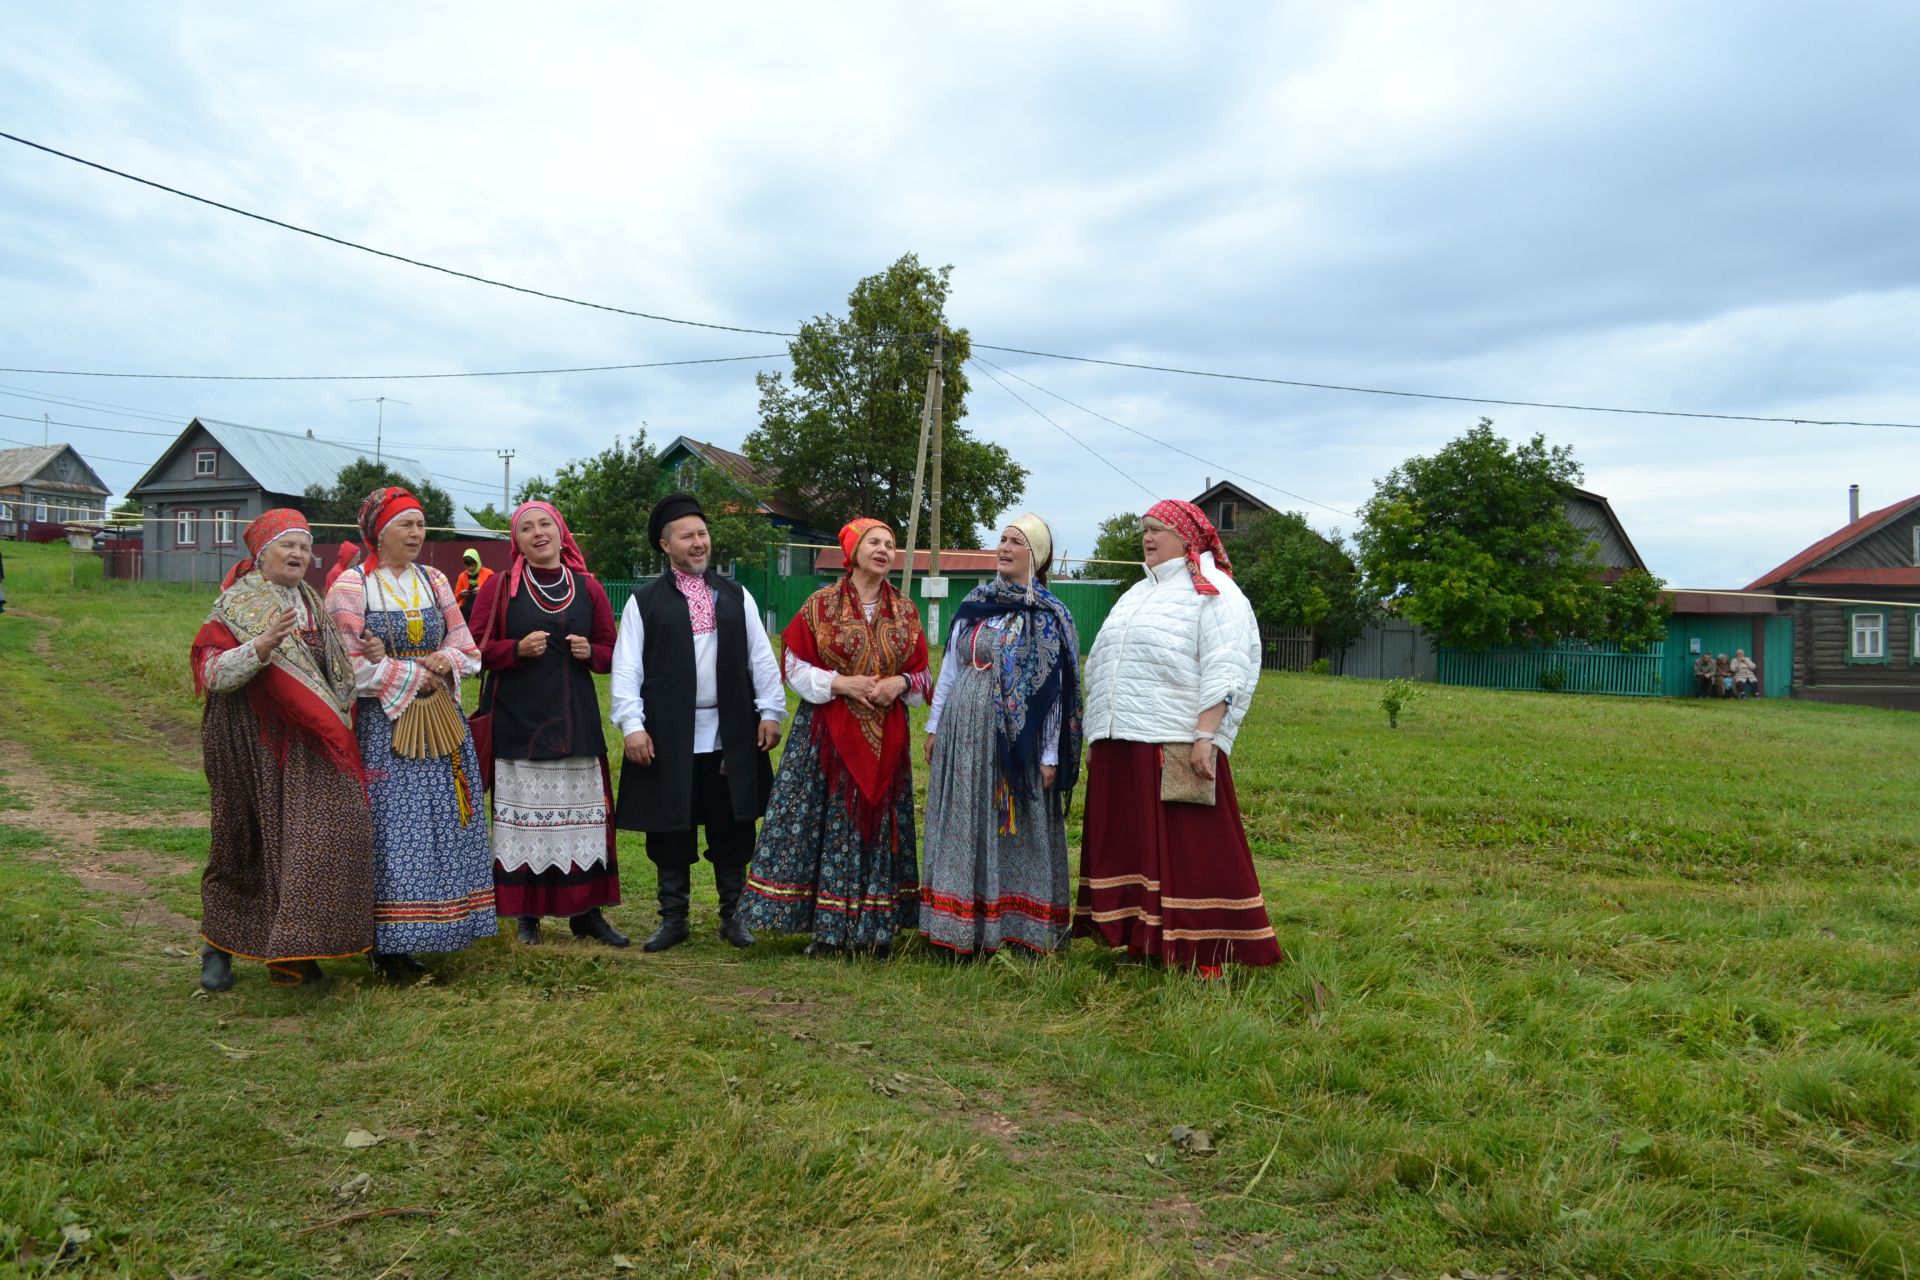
[1144,498,1232,597]
[504,501,588,602]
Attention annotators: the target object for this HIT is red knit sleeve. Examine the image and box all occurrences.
[582,575,617,675]
[472,573,520,671]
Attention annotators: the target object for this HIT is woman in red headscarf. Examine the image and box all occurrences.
[1074,499,1283,974]
[741,517,932,957]
[470,501,627,947]
[191,509,377,991]
[326,486,494,980]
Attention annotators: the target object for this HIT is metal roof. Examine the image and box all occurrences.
[197,419,430,498]
[129,419,503,535]
[0,444,109,493]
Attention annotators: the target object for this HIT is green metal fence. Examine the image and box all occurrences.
[1436,641,1666,696]
[601,568,1124,649]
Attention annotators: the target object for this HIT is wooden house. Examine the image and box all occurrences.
[1745,490,1920,710]
[1566,487,1645,578]
[124,418,501,584]
[656,436,833,572]
[1192,479,1270,536]
[0,444,111,541]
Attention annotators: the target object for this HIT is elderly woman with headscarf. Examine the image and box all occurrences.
[742,517,933,957]
[470,501,626,947]
[192,509,376,991]
[325,487,495,980]
[1074,499,1282,974]
[919,515,1083,958]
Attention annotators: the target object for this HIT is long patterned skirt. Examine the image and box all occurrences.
[491,755,620,918]
[1073,739,1283,969]
[742,703,919,948]
[920,664,1071,955]
[201,693,375,981]
[356,697,497,954]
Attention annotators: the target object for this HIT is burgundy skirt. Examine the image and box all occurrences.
[1073,739,1283,969]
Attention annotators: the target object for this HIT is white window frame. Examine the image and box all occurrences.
[212,509,236,547]
[194,449,218,477]
[1911,524,1920,567]
[0,502,11,521]
[33,502,48,523]
[176,509,199,548]
[1851,611,1885,660]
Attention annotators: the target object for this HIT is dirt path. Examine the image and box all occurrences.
[0,607,205,935]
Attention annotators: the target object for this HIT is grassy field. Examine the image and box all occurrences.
[1,539,1916,1279]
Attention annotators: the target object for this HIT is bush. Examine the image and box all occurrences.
[1310,657,1332,676]
[1538,665,1569,693]
[1380,678,1421,728]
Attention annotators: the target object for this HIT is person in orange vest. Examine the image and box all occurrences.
[454,548,494,616]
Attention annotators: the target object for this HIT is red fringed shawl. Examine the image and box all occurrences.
[781,578,928,837]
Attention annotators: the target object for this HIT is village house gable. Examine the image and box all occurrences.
[0,443,112,536]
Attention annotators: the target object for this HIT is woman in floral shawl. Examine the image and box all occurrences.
[742,518,932,956]
[192,508,375,991]
[920,515,1082,957]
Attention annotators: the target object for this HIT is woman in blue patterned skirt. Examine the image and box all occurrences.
[326,487,496,979]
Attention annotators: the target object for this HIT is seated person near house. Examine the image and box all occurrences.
[1693,650,1715,696]
[1730,648,1758,698]
[1713,653,1734,697]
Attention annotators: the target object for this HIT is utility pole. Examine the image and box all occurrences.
[349,396,410,464]
[900,331,941,597]
[497,449,516,512]
[43,413,50,446]
[928,327,947,604]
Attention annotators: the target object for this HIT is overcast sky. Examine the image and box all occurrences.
[3,3,1916,585]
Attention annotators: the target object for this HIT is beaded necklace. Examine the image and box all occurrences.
[525,563,576,615]
[372,564,428,646]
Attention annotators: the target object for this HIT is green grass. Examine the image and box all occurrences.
[1,539,1916,1278]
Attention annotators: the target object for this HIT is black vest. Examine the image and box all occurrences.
[613,571,773,833]
[482,571,606,761]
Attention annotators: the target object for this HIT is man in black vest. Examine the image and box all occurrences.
[611,493,786,951]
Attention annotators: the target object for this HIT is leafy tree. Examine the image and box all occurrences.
[1588,567,1672,654]
[517,433,660,577]
[1068,512,1142,577]
[1356,419,1663,650]
[111,496,142,519]
[745,254,1026,547]
[464,504,512,532]
[302,460,458,543]
[1228,511,1375,653]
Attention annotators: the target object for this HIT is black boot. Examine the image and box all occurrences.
[200,943,234,992]
[280,960,331,989]
[714,864,755,949]
[570,908,629,949]
[517,916,542,945]
[369,952,419,982]
[642,865,692,952]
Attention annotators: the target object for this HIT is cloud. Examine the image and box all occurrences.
[1,1,1916,584]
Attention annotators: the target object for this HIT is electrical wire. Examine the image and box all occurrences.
[9,133,1914,428]
[971,342,1920,430]
[0,353,788,382]
[0,384,187,423]
[1,130,796,338]
[971,355,1354,519]
[966,359,1155,500]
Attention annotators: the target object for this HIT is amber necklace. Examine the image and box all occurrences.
[375,564,427,646]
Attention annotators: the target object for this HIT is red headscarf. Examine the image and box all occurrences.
[221,507,311,589]
[504,500,588,600]
[1144,498,1232,597]
[838,517,890,570]
[356,486,423,567]
[324,541,361,593]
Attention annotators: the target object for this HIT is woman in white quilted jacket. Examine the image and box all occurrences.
[1072,498,1282,975]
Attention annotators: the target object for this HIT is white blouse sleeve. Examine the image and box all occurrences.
[201,640,266,693]
[925,645,961,734]
[784,650,840,705]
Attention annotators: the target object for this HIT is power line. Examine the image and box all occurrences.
[0,409,177,438]
[971,342,1920,431]
[971,356,1354,519]
[0,353,788,382]
[10,132,1914,430]
[0,384,186,423]
[966,358,1155,500]
[1,130,796,338]
[0,432,149,466]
